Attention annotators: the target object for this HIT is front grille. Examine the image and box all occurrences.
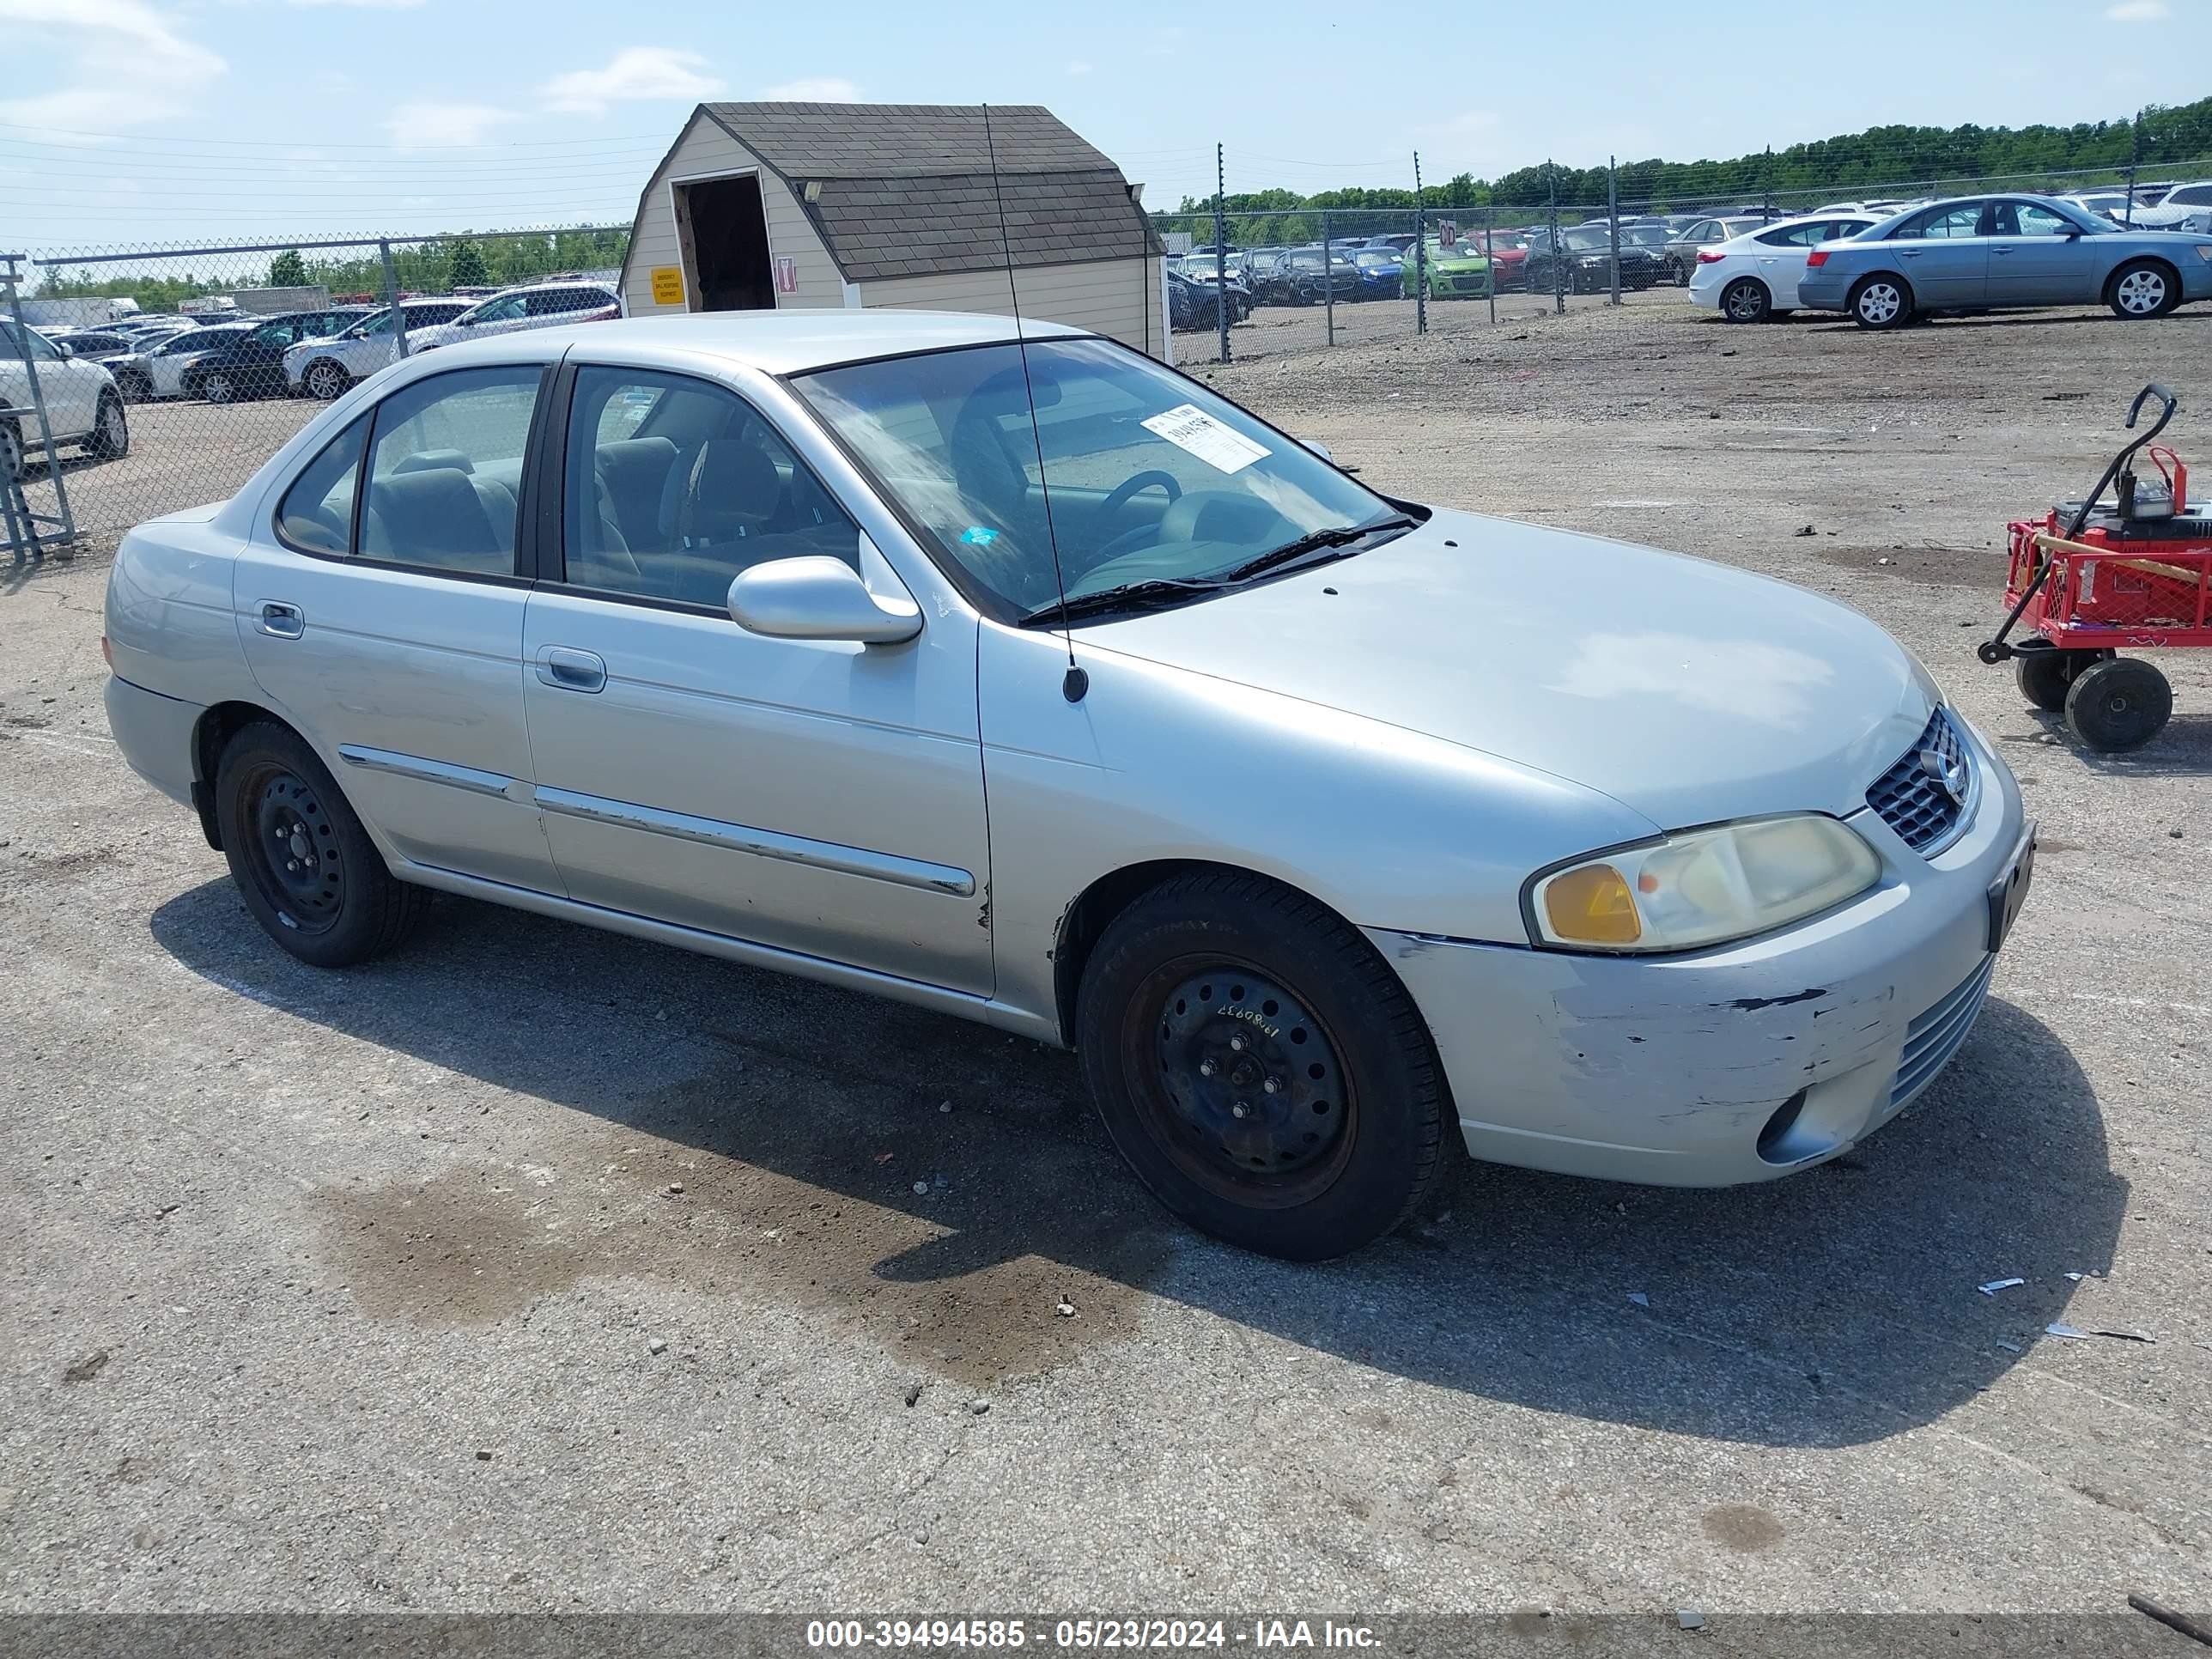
[1867,708,1973,855]
[1891,956,1995,1110]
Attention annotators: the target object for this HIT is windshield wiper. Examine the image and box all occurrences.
[1018,576,1227,627]
[1212,514,1418,585]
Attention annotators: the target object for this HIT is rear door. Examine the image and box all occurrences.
[1984,199,2099,304]
[234,363,563,892]
[1884,201,1990,307]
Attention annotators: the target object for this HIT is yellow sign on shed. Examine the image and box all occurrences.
[648,266,685,307]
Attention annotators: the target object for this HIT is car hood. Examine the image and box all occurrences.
[1081,508,1937,830]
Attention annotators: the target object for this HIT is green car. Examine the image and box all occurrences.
[1412,239,1493,300]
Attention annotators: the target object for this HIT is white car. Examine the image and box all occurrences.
[283,299,475,401]
[1688,210,1881,322]
[1,319,129,480]
[105,323,256,404]
[2127,179,2212,233]
[404,281,620,355]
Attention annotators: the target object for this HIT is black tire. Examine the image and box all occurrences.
[1075,871,1449,1261]
[2107,258,2179,319]
[2014,641,2112,712]
[87,390,129,460]
[2063,657,2172,752]
[214,720,429,968]
[303,359,349,401]
[1721,277,1771,324]
[201,369,237,405]
[113,370,152,404]
[1849,274,1912,330]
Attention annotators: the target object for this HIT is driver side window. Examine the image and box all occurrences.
[2014,204,2073,237]
[560,366,860,609]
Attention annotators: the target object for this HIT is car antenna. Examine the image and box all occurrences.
[981,101,1086,703]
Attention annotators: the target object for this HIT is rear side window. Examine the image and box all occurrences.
[276,415,370,556]
[1896,204,1984,240]
[359,368,544,576]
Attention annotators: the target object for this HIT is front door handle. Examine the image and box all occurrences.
[258,600,304,639]
[1993,246,2016,256]
[535,645,606,694]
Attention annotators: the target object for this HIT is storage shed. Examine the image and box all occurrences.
[618,101,1167,357]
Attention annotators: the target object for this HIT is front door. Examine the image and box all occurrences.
[234,365,562,893]
[1985,199,2099,304]
[520,363,993,994]
[1886,200,1990,307]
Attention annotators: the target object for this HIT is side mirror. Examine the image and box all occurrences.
[727,556,921,645]
[52,340,74,359]
[1301,439,1334,462]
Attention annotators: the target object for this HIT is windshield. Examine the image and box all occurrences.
[1620,225,1669,246]
[1562,228,1610,252]
[793,337,1404,620]
[1352,251,1399,267]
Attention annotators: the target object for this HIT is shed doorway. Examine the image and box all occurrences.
[674,173,775,312]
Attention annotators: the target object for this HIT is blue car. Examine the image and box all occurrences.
[1797,193,2212,329]
[1346,249,1405,300]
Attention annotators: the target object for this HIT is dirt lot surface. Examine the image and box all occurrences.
[3,294,2209,1627]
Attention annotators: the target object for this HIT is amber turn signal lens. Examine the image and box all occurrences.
[1542,864,1642,945]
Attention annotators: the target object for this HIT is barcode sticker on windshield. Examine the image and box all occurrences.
[1141,404,1271,475]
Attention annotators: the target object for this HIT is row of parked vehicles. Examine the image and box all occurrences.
[3,279,619,483]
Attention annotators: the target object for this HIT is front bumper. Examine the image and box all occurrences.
[1370,717,2027,1187]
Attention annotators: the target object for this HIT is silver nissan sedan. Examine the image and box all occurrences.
[102,312,2033,1259]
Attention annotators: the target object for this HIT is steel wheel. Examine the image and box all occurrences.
[305,360,349,401]
[1143,963,1356,1206]
[2112,263,2171,319]
[240,766,347,934]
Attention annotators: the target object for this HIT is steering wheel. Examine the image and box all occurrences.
[1086,471,1184,565]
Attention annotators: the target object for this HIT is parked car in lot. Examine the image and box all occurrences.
[103,324,247,404]
[1266,246,1361,306]
[1522,227,1667,293]
[100,310,2033,1259]
[2061,191,2136,226]
[47,328,143,362]
[179,308,380,404]
[2127,179,2212,232]
[1167,270,1249,331]
[1797,194,2212,328]
[1688,211,1883,322]
[283,300,476,400]
[0,319,128,481]
[1662,216,1769,284]
[1411,237,1493,300]
[1346,248,1406,299]
[405,281,621,353]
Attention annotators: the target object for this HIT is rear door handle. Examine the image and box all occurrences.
[535,645,606,694]
[258,600,304,639]
[1898,249,1923,258]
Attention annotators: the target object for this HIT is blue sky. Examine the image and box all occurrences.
[2,0,2205,253]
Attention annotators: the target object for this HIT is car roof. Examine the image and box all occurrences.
[415,310,1089,377]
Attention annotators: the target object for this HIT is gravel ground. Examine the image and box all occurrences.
[2,294,2208,1626]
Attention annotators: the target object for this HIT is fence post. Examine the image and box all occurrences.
[2126,108,2143,227]
[2,256,76,557]
[1213,143,1231,366]
[1607,155,1620,307]
[1547,165,1564,316]
[1413,150,1427,336]
[1485,203,1496,325]
[1322,211,1334,347]
[380,240,408,361]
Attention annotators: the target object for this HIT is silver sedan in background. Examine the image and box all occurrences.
[101,313,2030,1258]
[1798,193,2212,326]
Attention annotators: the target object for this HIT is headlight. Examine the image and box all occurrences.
[1527,815,1881,954]
[2194,245,2212,262]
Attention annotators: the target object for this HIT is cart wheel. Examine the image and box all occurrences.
[2063,657,2172,752]
[2014,641,2113,712]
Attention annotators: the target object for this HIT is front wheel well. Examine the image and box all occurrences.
[2105,255,2181,303]
[1051,859,1367,1048]
[191,700,295,848]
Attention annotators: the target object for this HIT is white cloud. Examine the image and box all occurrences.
[2106,0,2168,17]
[384,100,518,146]
[1067,60,1094,76]
[758,76,862,103]
[543,46,723,115]
[0,0,224,132]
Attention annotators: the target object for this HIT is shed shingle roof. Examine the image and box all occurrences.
[694,102,1162,284]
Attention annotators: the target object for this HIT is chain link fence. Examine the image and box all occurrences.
[4,225,628,554]
[9,141,2212,557]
